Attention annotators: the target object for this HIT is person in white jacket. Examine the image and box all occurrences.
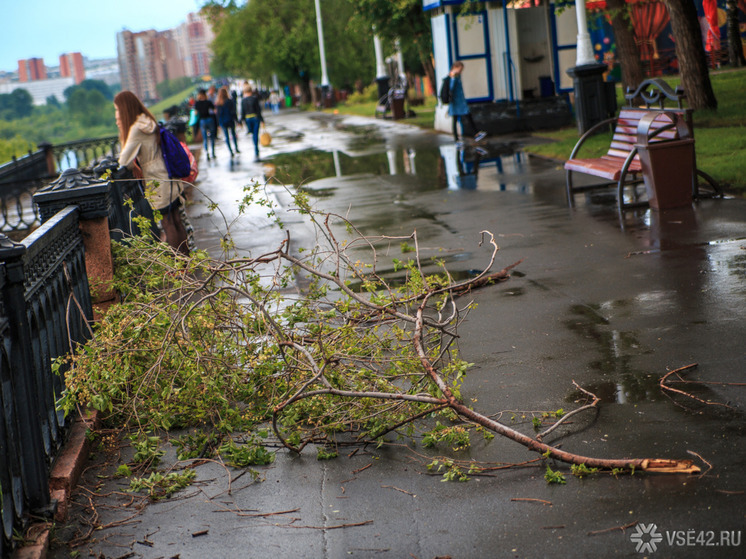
[115,90,189,255]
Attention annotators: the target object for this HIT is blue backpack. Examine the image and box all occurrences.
[159,125,191,179]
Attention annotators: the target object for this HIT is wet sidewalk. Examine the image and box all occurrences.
[53,110,746,558]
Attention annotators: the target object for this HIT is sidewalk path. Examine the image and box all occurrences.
[51,110,746,559]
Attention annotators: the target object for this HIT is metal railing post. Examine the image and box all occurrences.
[34,169,117,318]
[0,235,50,511]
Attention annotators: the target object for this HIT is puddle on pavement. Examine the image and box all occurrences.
[264,140,528,193]
[563,302,663,404]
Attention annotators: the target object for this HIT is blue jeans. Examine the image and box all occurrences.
[245,117,260,155]
[200,118,216,156]
[221,123,239,154]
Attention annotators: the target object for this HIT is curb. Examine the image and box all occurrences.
[13,410,101,559]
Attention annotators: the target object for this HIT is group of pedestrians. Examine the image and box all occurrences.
[190,83,267,161]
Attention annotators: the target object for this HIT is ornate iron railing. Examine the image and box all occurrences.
[0,136,120,233]
[0,163,157,555]
[51,136,119,171]
[0,206,92,556]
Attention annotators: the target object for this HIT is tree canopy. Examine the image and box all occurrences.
[207,0,375,100]
[64,79,113,102]
[0,89,34,120]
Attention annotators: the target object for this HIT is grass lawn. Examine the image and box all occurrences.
[326,96,437,130]
[148,85,201,118]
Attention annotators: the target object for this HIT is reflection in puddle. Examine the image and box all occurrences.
[265,140,530,194]
[564,303,662,404]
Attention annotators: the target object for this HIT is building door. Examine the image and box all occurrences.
[453,10,493,103]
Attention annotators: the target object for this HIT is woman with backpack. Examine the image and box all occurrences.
[115,90,189,255]
[216,86,240,157]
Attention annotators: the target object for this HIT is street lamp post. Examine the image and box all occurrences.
[314,0,330,106]
[373,34,390,103]
[566,0,613,134]
[574,0,596,66]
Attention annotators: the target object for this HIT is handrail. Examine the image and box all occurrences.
[0,136,120,233]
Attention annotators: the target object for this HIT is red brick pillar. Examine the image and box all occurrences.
[33,168,117,318]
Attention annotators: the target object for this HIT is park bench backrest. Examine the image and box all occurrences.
[607,107,689,161]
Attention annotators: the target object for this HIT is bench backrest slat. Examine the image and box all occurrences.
[605,108,688,160]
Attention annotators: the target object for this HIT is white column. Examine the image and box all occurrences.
[374,34,387,79]
[395,38,406,82]
[574,0,596,66]
[314,0,330,87]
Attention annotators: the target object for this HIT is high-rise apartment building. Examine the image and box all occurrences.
[59,52,86,84]
[117,29,186,100]
[18,58,47,82]
[117,12,214,101]
[176,12,215,77]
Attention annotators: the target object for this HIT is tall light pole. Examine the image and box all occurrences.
[314,0,330,93]
[574,0,596,66]
[567,0,611,134]
[373,33,390,102]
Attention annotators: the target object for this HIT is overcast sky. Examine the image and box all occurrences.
[2,0,206,72]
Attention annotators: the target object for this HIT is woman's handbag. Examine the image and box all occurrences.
[259,127,272,147]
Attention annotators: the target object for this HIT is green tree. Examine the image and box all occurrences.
[67,88,111,127]
[207,0,374,101]
[64,79,113,101]
[0,89,34,120]
[348,0,435,92]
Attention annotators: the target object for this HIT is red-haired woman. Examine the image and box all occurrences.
[114,90,189,255]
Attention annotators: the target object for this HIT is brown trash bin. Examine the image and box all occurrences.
[635,111,695,211]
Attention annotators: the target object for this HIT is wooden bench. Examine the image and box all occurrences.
[564,78,721,210]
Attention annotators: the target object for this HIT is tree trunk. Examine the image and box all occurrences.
[663,0,718,110]
[727,0,746,67]
[605,0,645,93]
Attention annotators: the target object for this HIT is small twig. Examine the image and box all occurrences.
[381,485,416,497]
[352,463,372,475]
[686,450,713,478]
[587,521,638,536]
[192,529,208,537]
[279,520,373,530]
[510,498,552,506]
[660,364,734,410]
[537,380,600,441]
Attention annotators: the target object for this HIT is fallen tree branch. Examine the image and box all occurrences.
[660,363,735,410]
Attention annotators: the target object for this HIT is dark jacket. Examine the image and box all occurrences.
[240,94,264,123]
[216,99,237,127]
[194,99,216,125]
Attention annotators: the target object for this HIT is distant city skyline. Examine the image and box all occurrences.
[2,0,205,73]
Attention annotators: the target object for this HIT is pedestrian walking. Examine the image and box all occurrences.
[114,90,189,255]
[446,61,486,143]
[194,89,217,160]
[269,90,281,114]
[241,86,265,160]
[216,86,240,156]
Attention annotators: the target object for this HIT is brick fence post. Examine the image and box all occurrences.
[33,168,117,318]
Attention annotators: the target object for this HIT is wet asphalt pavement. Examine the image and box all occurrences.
[53,110,745,558]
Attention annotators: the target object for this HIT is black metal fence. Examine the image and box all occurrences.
[0,165,155,556]
[0,207,92,557]
[0,136,120,233]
